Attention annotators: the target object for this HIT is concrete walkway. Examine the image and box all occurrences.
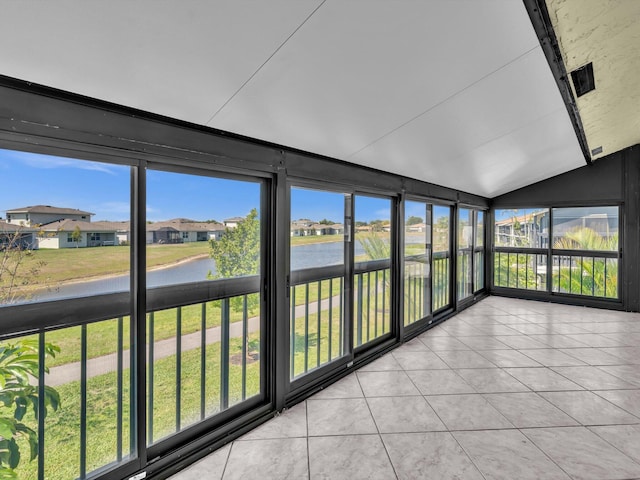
[45,295,342,387]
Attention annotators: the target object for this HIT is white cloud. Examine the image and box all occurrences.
[8,150,119,175]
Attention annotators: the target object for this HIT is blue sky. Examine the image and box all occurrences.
[0,148,386,223]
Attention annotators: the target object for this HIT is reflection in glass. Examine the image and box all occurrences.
[552,206,618,251]
[494,208,549,248]
[457,208,472,300]
[551,206,619,299]
[354,195,391,347]
[404,201,430,326]
[432,205,451,310]
[289,187,346,379]
[290,188,345,270]
[474,211,485,291]
[476,211,484,247]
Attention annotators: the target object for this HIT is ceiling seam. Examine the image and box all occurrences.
[205,0,327,125]
[441,105,571,169]
[345,45,541,160]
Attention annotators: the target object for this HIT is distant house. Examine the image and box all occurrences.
[0,220,35,249]
[146,219,225,244]
[290,219,314,237]
[5,205,93,227]
[310,223,344,235]
[495,210,549,248]
[223,217,244,228]
[407,223,426,233]
[2,205,229,249]
[36,219,128,249]
[290,219,344,237]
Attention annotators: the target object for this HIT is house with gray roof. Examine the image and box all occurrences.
[146,219,225,244]
[5,205,93,227]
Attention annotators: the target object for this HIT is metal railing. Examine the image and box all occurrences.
[1,274,263,479]
[289,265,345,380]
[354,259,391,348]
[403,254,429,326]
[432,251,450,311]
[403,250,451,325]
[494,247,619,299]
[551,251,618,298]
[474,249,484,291]
[494,248,548,291]
[457,248,472,300]
[147,286,261,444]
[2,316,134,480]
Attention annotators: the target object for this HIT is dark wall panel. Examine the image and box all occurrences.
[622,146,640,312]
[492,153,624,207]
[492,144,640,312]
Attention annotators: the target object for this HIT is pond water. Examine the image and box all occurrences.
[31,241,367,302]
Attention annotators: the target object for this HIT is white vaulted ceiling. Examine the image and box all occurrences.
[0,1,587,197]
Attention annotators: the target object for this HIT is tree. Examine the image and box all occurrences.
[0,340,61,479]
[0,228,47,306]
[369,220,386,232]
[209,209,260,311]
[71,226,82,248]
[433,216,449,252]
[406,216,423,226]
[318,219,334,225]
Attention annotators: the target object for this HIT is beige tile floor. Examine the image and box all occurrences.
[173,297,640,479]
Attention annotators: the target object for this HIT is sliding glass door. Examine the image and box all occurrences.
[145,166,267,456]
[404,200,431,327]
[289,186,348,381]
[457,207,486,303]
[353,194,393,348]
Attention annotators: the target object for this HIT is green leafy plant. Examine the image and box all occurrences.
[209,208,260,313]
[357,232,390,261]
[554,227,618,298]
[0,340,60,479]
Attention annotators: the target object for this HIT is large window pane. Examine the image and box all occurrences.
[146,170,262,444]
[0,148,131,305]
[552,206,618,251]
[146,170,261,286]
[0,148,134,478]
[289,187,346,379]
[494,208,549,292]
[495,208,549,248]
[432,205,451,310]
[354,195,392,347]
[404,200,430,326]
[551,206,619,299]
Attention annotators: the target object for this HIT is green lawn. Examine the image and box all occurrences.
[17,242,209,287]
[290,234,343,246]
